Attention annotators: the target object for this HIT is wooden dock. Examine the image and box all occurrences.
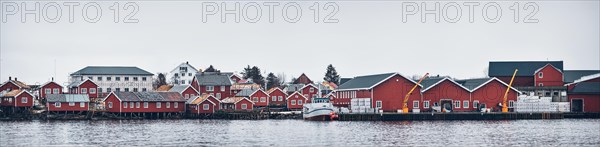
[338,112,572,121]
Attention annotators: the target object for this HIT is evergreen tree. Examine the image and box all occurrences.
[250,66,265,87]
[266,72,281,89]
[242,65,252,79]
[153,73,168,89]
[323,64,341,85]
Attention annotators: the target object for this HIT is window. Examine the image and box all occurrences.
[88,76,93,80]
[203,104,210,110]
[133,77,138,81]
[116,77,121,81]
[144,102,148,108]
[130,102,134,108]
[424,101,430,109]
[188,73,192,76]
[376,101,382,108]
[278,96,283,101]
[157,102,161,108]
[142,77,147,81]
[310,88,314,93]
[220,86,225,92]
[538,72,543,78]
[142,88,147,92]
[433,102,439,107]
[53,88,59,94]
[190,94,195,98]
[253,97,258,102]
[133,88,139,92]
[508,100,514,108]
[136,102,140,108]
[473,100,479,108]
[291,100,296,105]
[241,104,248,109]
[98,88,103,93]
[216,93,221,99]
[81,88,87,94]
[185,94,190,99]
[455,101,460,108]
[21,97,27,103]
[97,77,102,81]
[174,73,179,77]
[45,88,51,94]
[206,86,214,91]
[107,77,112,81]
[260,97,266,102]
[80,102,85,107]
[55,102,61,107]
[124,88,129,92]
[174,102,178,108]
[272,96,277,101]
[463,101,469,108]
[69,102,75,106]
[181,80,186,84]
[90,88,96,94]
[298,100,303,105]
[166,102,171,108]
[107,88,112,92]
[539,83,544,87]
[124,77,129,81]
[108,102,113,108]
[413,101,419,109]
[124,102,128,108]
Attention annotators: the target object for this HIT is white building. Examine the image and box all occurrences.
[169,62,199,85]
[69,66,154,94]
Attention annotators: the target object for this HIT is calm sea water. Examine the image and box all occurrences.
[1,119,599,146]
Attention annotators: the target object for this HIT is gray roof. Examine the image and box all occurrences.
[339,78,352,85]
[47,94,90,102]
[285,84,305,93]
[168,85,190,93]
[564,70,600,83]
[568,82,600,94]
[112,92,186,102]
[420,77,447,90]
[194,72,233,86]
[337,73,396,90]
[455,78,492,91]
[488,61,563,77]
[235,89,257,97]
[71,66,153,76]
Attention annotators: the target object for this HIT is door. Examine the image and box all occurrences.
[440,100,452,112]
[571,99,583,112]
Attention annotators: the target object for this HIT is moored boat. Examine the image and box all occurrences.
[303,98,337,121]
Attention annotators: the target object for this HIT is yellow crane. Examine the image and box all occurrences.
[502,69,518,113]
[402,73,429,113]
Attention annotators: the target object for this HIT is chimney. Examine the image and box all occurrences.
[186,61,189,64]
[8,76,11,81]
[52,77,54,81]
[15,77,17,81]
[80,77,83,81]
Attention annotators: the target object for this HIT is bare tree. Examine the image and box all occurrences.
[276,72,287,86]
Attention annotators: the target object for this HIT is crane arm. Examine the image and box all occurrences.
[402,73,429,112]
[502,69,518,113]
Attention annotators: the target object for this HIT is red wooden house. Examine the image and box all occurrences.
[294,73,313,84]
[336,73,422,112]
[567,74,600,112]
[191,72,233,100]
[68,79,99,98]
[221,97,254,111]
[39,81,63,99]
[46,94,89,112]
[300,84,319,103]
[187,94,219,114]
[488,61,563,87]
[0,90,34,113]
[249,89,268,107]
[457,78,520,112]
[0,77,30,92]
[103,92,186,114]
[534,64,564,87]
[420,77,471,112]
[266,87,287,107]
[168,85,199,100]
[286,92,307,110]
[230,74,243,83]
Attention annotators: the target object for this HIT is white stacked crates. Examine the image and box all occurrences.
[350,98,373,113]
[515,95,571,112]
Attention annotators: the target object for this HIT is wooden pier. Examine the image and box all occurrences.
[338,112,570,121]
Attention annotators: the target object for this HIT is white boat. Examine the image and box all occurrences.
[302,98,337,121]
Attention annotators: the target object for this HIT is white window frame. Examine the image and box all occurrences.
[144,102,149,108]
[260,97,266,102]
[291,100,296,105]
[81,88,87,94]
[156,102,162,108]
[21,97,27,103]
[174,102,178,108]
[241,104,248,109]
[130,102,134,108]
[309,88,314,93]
[124,102,128,108]
[278,96,283,101]
[203,104,210,110]
[166,102,171,108]
[220,86,225,92]
[508,100,515,108]
[424,101,430,109]
[80,102,85,108]
[539,83,544,87]
[136,102,140,108]
[69,102,75,106]
[253,97,258,102]
[463,101,469,108]
[376,100,382,108]
[473,100,479,108]
[45,88,51,94]
[454,101,460,108]
[206,86,214,92]
[272,96,277,101]
[108,102,113,108]
[413,101,419,109]
[216,93,221,99]
[185,94,190,99]
[89,88,96,94]
[55,102,61,107]
[298,100,303,105]
[53,88,59,94]
[538,72,543,78]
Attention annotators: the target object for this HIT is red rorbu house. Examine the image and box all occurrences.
[420,77,471,112]
[0,89,34,113]
[567,74,600,113]
[266,87,287,107]
[46,94,90,113]
[39,81,63,99]
[229,74,243,83]
[0,77,30,92]
[294,73,313,85]
[158,85,199,100]
[68,79,99,99]
[488,61,567,102]
[325,92,337,104]
[248,89,269,107]
[534,64,564,87]
[300,84,319,103]
[335,73,422,112]
[286,92,307,110]
[103,91,186,118]
[186,94,220,114]
[191,72,233,100]
[221,97,254,111]
[456,78,520,112]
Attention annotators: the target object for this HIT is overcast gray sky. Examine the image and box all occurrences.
[1,0,599,86]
